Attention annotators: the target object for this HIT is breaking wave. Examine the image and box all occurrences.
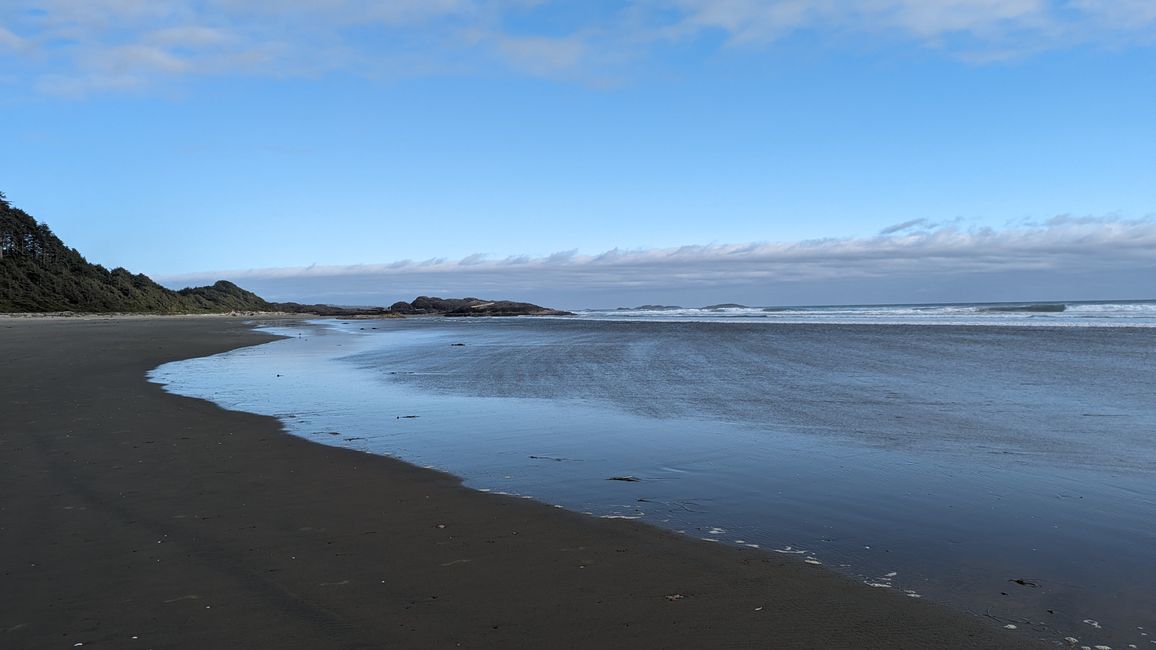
[576,300,1156,327]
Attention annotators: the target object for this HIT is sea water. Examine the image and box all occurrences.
[149,301,1156,648]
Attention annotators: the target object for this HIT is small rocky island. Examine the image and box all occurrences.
[389,296,571,317]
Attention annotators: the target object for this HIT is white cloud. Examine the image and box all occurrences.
[657,0,1058,51]
[0,25,27,50]
[4,0,1156,95]
[863,0,1049,38]
[205,0,478,25]
[6,0,485,94]
[28,0,190,34]
[650,0,1156,57]
[158,217,1156,306]
[146,25,234,48]
[658,0,824,43]
[1071,0,1156,30]
[95,44,190,74]
[492,33,589,75]
[878,218,932,235]
[35,72,147,96]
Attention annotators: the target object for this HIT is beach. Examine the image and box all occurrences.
[0,317,1032,648]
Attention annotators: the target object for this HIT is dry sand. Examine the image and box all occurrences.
[0,317,1037,648]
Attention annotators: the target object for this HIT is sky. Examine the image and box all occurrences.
[2,0,1154,308]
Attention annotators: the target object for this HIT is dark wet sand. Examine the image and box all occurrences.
[0,317,1036,649]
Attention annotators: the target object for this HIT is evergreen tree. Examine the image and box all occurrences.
[0,192,276,314]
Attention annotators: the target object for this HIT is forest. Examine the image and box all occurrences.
[0,192,275,313]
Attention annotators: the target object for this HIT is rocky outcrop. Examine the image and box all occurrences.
[409,296,482,313]
[444,300,571,317]
[397,296,570,317]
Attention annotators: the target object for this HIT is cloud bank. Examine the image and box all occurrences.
[157,217,1156,308]
[3,0,1156,95]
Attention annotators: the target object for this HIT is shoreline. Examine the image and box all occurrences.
[0,311,314,320]
[1,317,1036,648]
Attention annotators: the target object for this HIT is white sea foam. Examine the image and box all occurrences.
[575,300,1156,327]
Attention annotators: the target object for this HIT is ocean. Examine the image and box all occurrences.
[150,300,1156,647]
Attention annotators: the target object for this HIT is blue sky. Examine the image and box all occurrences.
[2,1,1155,307]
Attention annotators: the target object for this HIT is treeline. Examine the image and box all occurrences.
[0,192,274,314]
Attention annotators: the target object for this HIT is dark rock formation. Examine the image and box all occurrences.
[395,296,570,317]
[409,296,481,313]
[444,300,571,317]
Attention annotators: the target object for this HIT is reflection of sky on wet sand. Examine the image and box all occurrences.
[151,317,1156,649]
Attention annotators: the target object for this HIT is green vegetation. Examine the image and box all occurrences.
[1,192,567,317]
[1,192,273,314]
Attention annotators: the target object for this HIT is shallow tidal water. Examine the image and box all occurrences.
[150,317,1156,648]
